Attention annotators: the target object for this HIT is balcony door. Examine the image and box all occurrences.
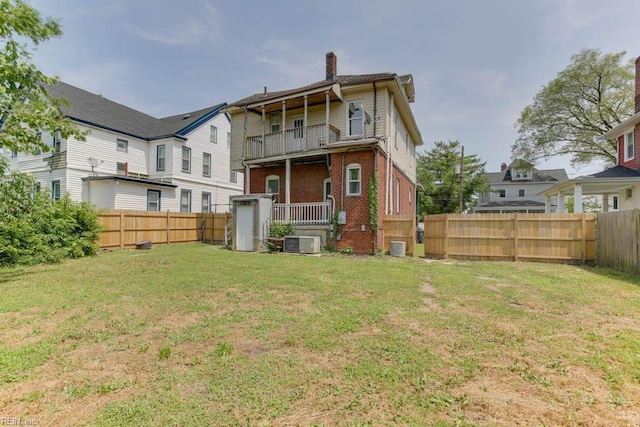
[290,117,304,152]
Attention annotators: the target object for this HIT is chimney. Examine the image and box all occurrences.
[636,56,640,113]
[326,52,337,81]
[500,162,507,172]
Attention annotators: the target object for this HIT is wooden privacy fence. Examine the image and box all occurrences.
[596,209,640,273]
[424,213,596,264]
[382,215,416,256]
[97,210,233,249]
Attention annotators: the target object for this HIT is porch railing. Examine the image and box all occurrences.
[245,123,340,160]
[272,201,332,225]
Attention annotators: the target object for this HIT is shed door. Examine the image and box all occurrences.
[236,204,255,251]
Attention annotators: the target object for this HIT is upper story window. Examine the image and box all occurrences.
[519,189,525,197]
[116,162,126,175]
[346,163,361,196]
[210,125,217,143]
[203,153,211,177]
[270,113,281,133]
[182,147,191,173]
[10,150,17,157]
[156,145,165,171]
[34,132,42,155]
[498,190,506,198]
[512,169,531,180]
[52,129,61,153]
[625,131,634,161]
[347,101,364,137]
[266,175,279,198]
[117,138,128,152]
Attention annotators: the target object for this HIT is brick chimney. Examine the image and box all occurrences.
[635,56,640,113]
[500,162,507,171]
[326,52,337,81]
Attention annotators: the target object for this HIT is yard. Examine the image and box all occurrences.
[1,243,639,426]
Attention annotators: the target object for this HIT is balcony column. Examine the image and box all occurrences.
[244,165,250,195]
[557,192,565,213]
[285,158,291,221]
[573,184,583,213]
[325,90,330,145]
[304,95,308,149]
[602,194,609,212]
[282,101,286,154]
[261,106,265,158]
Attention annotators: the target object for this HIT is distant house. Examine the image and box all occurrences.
[224,52,423,253]
[542,55,640,213]
[475,160,568,213]
[2,82,243,212]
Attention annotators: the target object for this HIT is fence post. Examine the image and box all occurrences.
[444,215,449,259]
[581,213,586,264]
[166,210,171,245]
[513,213,519,261]
[119,211,125,250]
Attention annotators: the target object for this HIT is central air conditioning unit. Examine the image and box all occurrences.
[284,236,321,254]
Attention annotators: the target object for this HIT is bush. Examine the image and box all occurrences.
[266,221,294,253]
[0,171,102,267]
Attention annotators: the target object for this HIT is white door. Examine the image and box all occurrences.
[290,117,304,151]
[236,204,254,251]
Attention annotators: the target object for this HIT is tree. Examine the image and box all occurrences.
[417,140,490,216]
[513,48,634,167]
[0,0,85,170]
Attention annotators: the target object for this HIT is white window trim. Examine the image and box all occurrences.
[147,190,161,211]
[210,125,217,143]
[51,180,61,200]
[182,146,191,173]
[180,189,192,212]
[625,131,634,162]
[323,178,331,201]
[203,152,211,177]
[156,145,165,171]
[346,163,361,196]
[347,100,364,137]
[230,170,237,183]
[202,192,211,213]
[266,175,280,196]
[117,138,128,153]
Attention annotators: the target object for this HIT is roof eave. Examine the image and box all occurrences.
[604,111,640,139]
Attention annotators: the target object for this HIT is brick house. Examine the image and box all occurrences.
[225,52,423,253]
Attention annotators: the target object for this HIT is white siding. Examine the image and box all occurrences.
[86,180,116,209]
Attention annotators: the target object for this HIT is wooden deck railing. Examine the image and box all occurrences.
[245,123,340,160]
[272,202,332,225]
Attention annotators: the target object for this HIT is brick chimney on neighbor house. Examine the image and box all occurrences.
[326,52,337,81]
[500,162,507,171]
[635,56,640,113]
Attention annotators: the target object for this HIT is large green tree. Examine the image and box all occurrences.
[513,48,634,167]
[0,0,84,168]
[417,140,490,216]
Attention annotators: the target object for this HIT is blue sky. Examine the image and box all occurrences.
[28,0,640,177]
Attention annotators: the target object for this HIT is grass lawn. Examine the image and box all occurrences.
[1,243,639,426]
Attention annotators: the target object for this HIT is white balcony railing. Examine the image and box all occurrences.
[272,201,332,225]
[245,123,340,160]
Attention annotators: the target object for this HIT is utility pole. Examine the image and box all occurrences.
[459,146,464,213]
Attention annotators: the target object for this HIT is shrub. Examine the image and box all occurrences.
[266,221,294,253]
[0,171,102,267]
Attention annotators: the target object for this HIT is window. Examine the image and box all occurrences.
[202,192,211,213]
[513,169,531,180]
[230,170,237,183]
[147,190,160,211]
[498,190,506,198]
[34,132,42,155]
[323,178,331,201]
[210,125,217,143]
[613,196,619,210]
[626,188,633,199]
[346,163,361,196]
[203,153,211,177]
[182,147,191,173]
[10,150,17,157]
[270,114,281,132]
[180,189,191,212]
[266,175,280,197]
[227,132,231,148]
[625,131,634,161]
[116,162,126,175]
[156,145,165,171]
[519,189,525,197]
[51,180,60,200]
[35,182,41,193]
[52,129,61,153]
[117,138,128,152]
[348,101,364,136]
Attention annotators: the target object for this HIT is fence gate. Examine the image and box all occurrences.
[596,209,640,274]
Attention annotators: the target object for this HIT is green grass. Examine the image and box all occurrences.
[1,243,639,426]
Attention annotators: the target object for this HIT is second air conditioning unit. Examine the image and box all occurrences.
[284,236,321,254]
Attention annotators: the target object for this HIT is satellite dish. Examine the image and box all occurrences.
[87,157,104,176]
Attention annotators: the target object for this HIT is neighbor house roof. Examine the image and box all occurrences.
[47,82,226,141]
[484,166,568,185]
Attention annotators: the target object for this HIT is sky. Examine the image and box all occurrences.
[26,0,640,178]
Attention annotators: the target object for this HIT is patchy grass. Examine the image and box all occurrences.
[0,243,639,426]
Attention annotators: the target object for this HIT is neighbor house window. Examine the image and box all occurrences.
[52,129,61,153]
[348,101,364,136]
[613,196,619,209]
[210,125,217,143]
[35,182,41,193]
[346,163,361,196]
[519,189,525,197]
[203,153,211,177]
[147,190,160,211]
[266,175,280,197]
[182,147,191,173]
[117,138,128,152]
[51,180,60,200]
[180,189,191,212]
[513,169,531,180]
[202,192,211,213]
[627,188,633,199]
[230,170,237,183]
[34,132,42,155]
[116,162,126,175]
[227,132,231,148]
[156,145,165,171]
[498,190,506,198]
[625,131,634,161]
[10,150,17,157]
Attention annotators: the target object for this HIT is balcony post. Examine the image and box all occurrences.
[261,105,265,158]
[285,158,291,221]
[304,95,308,149]
[282,101,286,155]
[325,90,330,145]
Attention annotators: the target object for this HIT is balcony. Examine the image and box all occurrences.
[43,150,67,170]
[245,123,340,161]
[272,201,333,225]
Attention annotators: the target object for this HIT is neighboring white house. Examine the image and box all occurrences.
[2,82,243,212]
[475,160,568,213]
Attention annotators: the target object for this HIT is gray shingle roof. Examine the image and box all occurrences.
[228,73,404,107]
[476,200,546,208]
[588,165,640,178]
[47,82,225,140]
[484,160,568,184]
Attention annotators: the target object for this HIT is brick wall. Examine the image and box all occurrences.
[249,162,329,202]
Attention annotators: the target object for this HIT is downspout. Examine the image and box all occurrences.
[243,106,249,194]
[373,82,377,137]
[372,147,378,254]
